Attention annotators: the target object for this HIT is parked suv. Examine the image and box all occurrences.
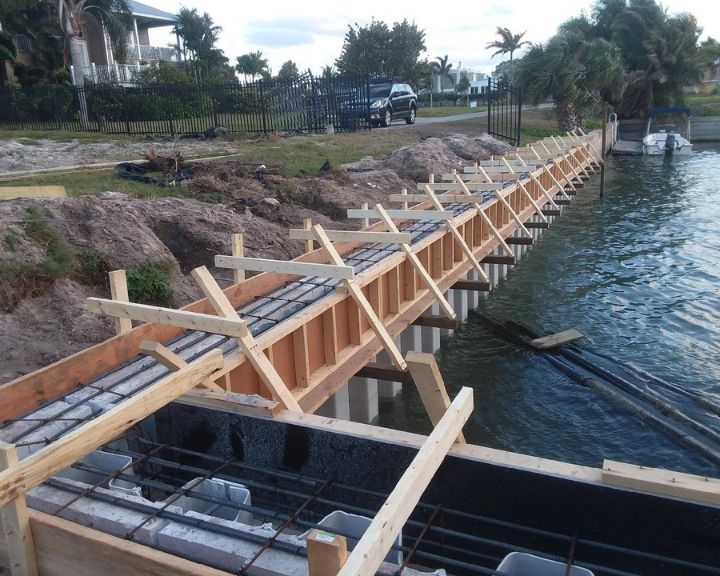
[369,82,417,127]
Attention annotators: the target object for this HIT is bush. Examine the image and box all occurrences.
[127,260,175,306]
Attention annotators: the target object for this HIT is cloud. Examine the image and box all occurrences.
[244,15,349,48]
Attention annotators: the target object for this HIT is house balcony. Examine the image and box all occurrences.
[128,44,179,63]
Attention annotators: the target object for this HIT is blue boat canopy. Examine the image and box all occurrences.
[648,107,692,117]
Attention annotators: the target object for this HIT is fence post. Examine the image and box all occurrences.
[516,84,522,146]
[487,77,491,137]
[260,80,268,134]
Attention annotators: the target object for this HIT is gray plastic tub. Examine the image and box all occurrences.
[497,552,595,576]
[56,450,139,495]
[173,477,253,525]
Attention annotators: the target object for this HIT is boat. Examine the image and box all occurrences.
[642,107,693,155]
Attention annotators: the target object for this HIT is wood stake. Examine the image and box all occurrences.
[307,529,348,576]
[360,203,369,229]
[337,387,474,576]
[406,351,466,443]
[231,234,246,283]
[108,270,132,336]
[303,218,314,253]
[0,443,38,576]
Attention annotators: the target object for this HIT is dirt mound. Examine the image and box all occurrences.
[343,133,511,181]
[0,131,511,382]
[0,194,300,382]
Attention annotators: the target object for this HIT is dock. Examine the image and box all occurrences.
[612,139,644,155]
[0,127,718,576]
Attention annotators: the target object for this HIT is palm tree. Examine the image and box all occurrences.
[486,27,529,82]
[173,8,223,82]
[520,31,624,130]
[58,0,132,69]
[431,54,453,90]
[236,51,269,82]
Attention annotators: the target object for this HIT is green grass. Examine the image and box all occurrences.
[16,137,42,146]
[4,233,19,252]
[127,260,175,306]
[418,106,483,117]
[686,93,720,116]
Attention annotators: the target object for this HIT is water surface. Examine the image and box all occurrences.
[380,143,720,476]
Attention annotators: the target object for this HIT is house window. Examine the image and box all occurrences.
[470,87,478,94]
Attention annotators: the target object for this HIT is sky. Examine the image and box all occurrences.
[145,0,720,75]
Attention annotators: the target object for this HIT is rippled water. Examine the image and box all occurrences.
[380,143,720,476]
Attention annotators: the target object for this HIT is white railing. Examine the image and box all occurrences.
[72,63,152,85]
[129,45,178,62]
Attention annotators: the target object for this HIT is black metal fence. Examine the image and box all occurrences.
[487,78,521,146]
[0,72,372,136]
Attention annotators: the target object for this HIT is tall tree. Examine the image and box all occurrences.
[335,18,426,80]
[486,27,529,82]
[235,50,268,82]
[432,55,454,89]
[58,0,132,69]
[276,59,299,82]
[173,8,225,83]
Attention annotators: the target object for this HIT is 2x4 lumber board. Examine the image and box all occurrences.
[289,229,412,245]
[176,388,281,418]
[355,363,412,385]
[405,351,466,443]
[0,186,66,201]
[293,325,311,388]
[0,350,223,509]
[529,329,583,350]
[388,193,485,204]
[139,340,225,392]
[231,234,246,283]
[347,209,452,221]
[441,173,520,182]
[451,279,491,292]
[215,255,355,280]
[602,460,720,506]
[420,182,503,192]
[374,205,456,320]
[336,387,474,576]
[307,529,348,576]
[322,308,338,365]
[506,236,533,245]
[86,298,249,338]
[480,255,516,266]
[108,270,132,336]
[411,314,460,330]
[388,267,401,315]
[191,266,303,412]
[303,218,315,253]
[22,510,234,576]
[0,443,38,576]
[312,224,407,371]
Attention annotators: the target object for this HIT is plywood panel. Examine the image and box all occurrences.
[307,315,326,372]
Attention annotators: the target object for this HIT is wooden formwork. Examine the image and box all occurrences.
[0,133,602,424]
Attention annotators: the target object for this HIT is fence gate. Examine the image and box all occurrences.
[487,78,521,146]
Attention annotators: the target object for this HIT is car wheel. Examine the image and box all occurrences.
[405,105,416,125]
[381,109,392,127]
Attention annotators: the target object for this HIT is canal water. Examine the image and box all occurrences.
[380,143,720,476]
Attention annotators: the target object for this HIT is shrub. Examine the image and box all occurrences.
[4,233,19,251]
[127,260,175,306]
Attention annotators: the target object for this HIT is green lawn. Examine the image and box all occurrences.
[686,93,720,116]
[418,106,484,118]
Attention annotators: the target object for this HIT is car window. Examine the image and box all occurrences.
[369,85,392,99]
